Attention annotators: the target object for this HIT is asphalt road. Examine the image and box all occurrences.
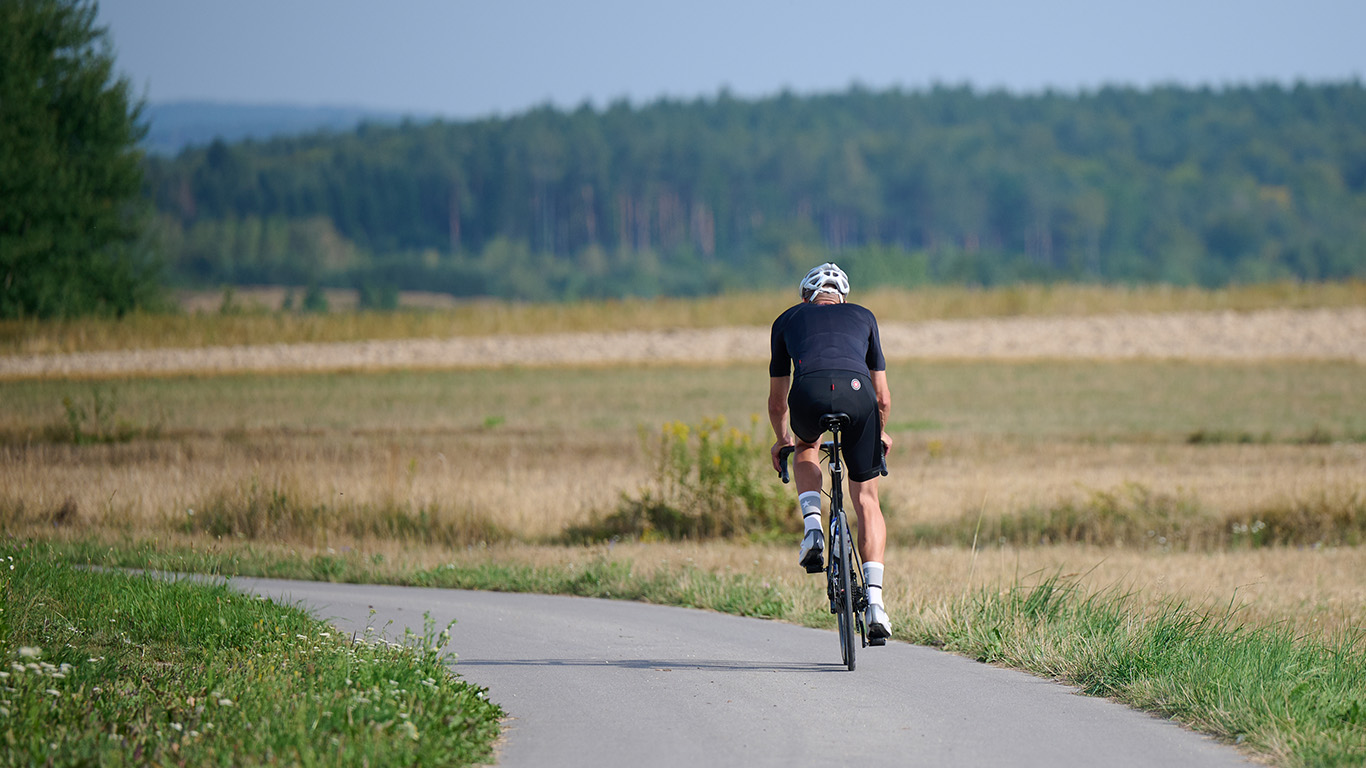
[229,577,1253,768]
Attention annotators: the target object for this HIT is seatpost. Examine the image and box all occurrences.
[828,424,843,480]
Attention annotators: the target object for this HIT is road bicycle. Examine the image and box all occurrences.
[778,413,886,671]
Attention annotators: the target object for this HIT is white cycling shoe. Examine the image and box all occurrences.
[866,603,891,642]
[798,530,824,573]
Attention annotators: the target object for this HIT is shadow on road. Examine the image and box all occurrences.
[456,658,846,673]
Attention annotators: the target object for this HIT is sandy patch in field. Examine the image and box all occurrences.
[2,307,1364,379]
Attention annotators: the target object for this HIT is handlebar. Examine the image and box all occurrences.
[777,443,887,484]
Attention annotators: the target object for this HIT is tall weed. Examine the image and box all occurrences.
[44,387,160,445]
[566,416,797,542]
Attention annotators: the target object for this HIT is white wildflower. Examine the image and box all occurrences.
[17,647,40,659]
[217,698,233,707]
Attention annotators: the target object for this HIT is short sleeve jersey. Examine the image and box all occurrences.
[769,302,886,378]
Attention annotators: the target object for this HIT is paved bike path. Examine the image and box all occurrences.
[229,577,1253,768]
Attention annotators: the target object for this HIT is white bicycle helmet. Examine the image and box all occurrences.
[800,262,850,302]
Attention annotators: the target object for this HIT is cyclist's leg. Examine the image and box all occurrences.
[786,373,828,497]
[788,374,830,570]
[848,477,886,566]
[793,439,823,495]
[792,439,826,572]
[850,477,891,639]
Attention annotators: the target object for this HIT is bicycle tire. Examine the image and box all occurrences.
[834,514,857,671]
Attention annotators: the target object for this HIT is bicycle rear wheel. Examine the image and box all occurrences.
[834,515,856,671]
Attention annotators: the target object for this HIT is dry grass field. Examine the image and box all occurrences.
[1,285,1362,638]
[3,353,1363,638]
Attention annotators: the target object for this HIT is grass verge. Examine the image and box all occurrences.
[38,535,1366,767]
[0,540,502,767]
[914,575,1366,768]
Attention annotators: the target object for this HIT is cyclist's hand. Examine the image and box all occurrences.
[881,432,894,454]
[771,436,795,472]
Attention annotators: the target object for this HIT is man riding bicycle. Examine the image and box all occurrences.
[768,262,893,641]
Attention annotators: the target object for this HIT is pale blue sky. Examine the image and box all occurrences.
[98,0,1366,119]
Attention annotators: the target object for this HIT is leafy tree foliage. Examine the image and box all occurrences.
[0,0,160,318]
[146,82,1366,298]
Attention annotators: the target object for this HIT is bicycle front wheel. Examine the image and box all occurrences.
[835,519,856,671]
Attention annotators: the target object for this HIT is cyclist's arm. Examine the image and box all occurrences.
[768,375,795,470]
[871,369,893,452]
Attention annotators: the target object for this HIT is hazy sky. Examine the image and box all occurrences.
[98,0,1366,119]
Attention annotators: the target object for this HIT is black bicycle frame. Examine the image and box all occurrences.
[778,413,871,669]
[820,416,868,665]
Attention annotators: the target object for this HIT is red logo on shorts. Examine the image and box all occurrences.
[850,378,861,391]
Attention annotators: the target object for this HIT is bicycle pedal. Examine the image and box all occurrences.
[868,636,887,647]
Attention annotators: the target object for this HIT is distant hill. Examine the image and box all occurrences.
[140,101,424,155]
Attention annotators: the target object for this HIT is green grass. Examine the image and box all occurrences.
[3,360,1363,442]
[914,575,1366,768]
[37,536,1366,768]
[889,360,1366,440]
[0,541,502,767]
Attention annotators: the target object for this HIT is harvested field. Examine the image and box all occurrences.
[2,307,1364,379]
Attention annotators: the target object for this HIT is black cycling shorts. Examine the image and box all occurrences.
[787,370,882,483]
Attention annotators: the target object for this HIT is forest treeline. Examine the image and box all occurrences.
[144,82,1366,301]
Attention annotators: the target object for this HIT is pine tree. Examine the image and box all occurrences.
[0,0,161,318]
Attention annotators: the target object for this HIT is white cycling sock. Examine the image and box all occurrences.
[864,561,885,606]
[799,492,823,533]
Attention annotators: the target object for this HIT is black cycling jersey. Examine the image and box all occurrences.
[770,301,887,483]
[769,302,886,379]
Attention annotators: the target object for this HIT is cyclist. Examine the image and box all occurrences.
[768,262,893,641]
